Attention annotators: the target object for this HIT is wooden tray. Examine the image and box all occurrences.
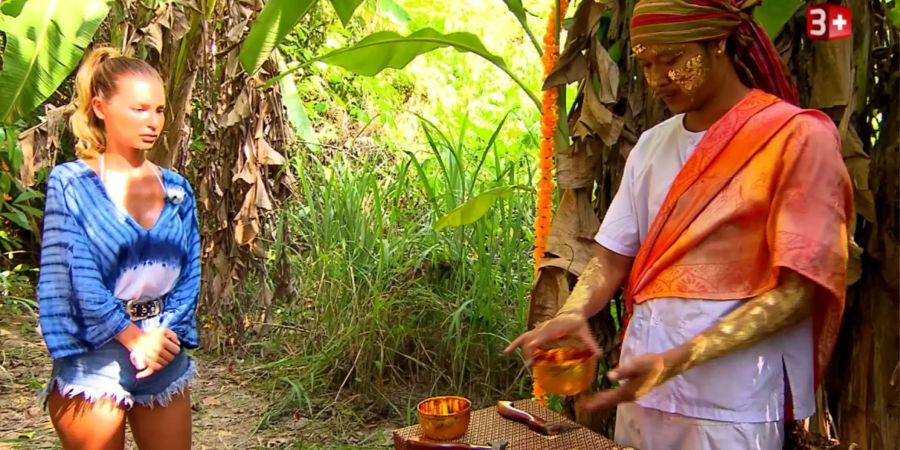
[393,400,629,449]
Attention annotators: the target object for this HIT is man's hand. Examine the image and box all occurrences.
[122,328,181,379]
[504,248,632,366]
[504,312,602,365]
[579,350,684,411]
[580,270,816,412]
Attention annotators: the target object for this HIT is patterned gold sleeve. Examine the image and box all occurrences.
[558,257,604,314]
[555,254,627,319]
[661,271,816,383]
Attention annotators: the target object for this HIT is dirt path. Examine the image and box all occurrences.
[0,316,393,449]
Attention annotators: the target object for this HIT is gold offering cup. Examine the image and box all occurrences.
[532,347,597,396]
[417,396,471,441]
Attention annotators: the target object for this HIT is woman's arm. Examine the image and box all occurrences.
[159,182,201,348]
[37,170,132,354]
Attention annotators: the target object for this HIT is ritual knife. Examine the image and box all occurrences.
[496,401,579,436]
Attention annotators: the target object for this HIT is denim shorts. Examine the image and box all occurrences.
[40,337,197,410]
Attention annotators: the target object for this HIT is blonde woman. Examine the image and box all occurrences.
[37,46,200,450]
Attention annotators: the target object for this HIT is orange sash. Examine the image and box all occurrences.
[625,89,853,386]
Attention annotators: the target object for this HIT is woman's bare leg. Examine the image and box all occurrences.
[48,390,127,450]
[127,389,192,450]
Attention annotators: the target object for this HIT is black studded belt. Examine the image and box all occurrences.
[126,298,163,321]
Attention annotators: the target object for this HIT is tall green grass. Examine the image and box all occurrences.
[255,114,538,426]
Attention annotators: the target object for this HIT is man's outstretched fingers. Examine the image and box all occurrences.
[504,332,530,354]
[522,338,541,366]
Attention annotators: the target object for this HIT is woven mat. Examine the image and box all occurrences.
[393,400,629,449]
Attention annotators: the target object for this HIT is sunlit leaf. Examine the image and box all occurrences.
[888,3,900,28]
[0,173,10,193]
[0,0,27,17]
[15,204,42,218]
[329,0,364,27]
[753,0,804,38]
[240,0,317,75]
[2,210,29,229]
[434,185,528,231]
[13,190,43,204]
[309,28,540,109]
[277,56,319,152]
[316,28,506,76]
[0,0,110,123]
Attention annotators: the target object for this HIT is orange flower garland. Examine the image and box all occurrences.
[533,0,568,275]
[532,0,569,406]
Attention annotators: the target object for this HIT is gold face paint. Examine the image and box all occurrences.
[634,43,710,108]
[668,52,708,95]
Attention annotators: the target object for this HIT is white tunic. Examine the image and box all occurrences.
[595,114,815,423]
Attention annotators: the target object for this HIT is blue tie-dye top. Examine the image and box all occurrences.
[37,160,201,360]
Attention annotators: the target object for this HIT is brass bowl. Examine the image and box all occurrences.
[417,396,471,441]
[532,347,597,396]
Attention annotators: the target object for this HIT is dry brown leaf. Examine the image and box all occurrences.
[224,88,252,128]
[202,396,223,407]
[234,185,260,246]
[847,236,863,286]
[133,4,175,54]
[256,139,286,165]
[17,130,37,187]
[181,0,203,13]
[606,0,621,41]
[809,38,853,110]
[573,85,612,137]
[542,0,606,91]
[628,65,647,118]
[216,200,229,230]
[544,188,600,272]
[574,84,624,146]
[557,141,602,190]
[16,104,72,186]
[838,100,877,223]
[280,168,298,192]
[169,7,191,40]
[593,41,619,103]
[45,104,70,150]
[527,266,571,329]
[142,24,164,53]
[543,51,589,90]
[845,157,876,223]
[565,0,607,46]
[234,159,256,185]
[254,173,273,210]
[197,178,210,209]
